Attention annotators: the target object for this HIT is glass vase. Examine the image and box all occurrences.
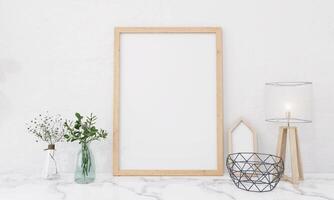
[42,144,59,180]
[75,142,95,184]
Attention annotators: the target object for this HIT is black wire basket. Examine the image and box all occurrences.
[226,152,284,192]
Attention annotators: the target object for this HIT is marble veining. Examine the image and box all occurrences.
[0,173,333,200]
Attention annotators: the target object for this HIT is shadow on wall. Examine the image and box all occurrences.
[0,59,21,122]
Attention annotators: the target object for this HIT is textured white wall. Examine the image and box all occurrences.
[0,0,333,174]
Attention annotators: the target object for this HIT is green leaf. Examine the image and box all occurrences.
[74,123,80,130]
[75,113,83,120]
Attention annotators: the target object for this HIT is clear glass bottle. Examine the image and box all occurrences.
[42,144,59,180]
[75,142,95,184]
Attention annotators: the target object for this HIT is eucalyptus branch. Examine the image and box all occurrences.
[64,113,108,144]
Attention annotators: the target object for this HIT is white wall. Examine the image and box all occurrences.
[0,0,333,174]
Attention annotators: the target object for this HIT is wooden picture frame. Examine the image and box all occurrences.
[228,119,257,154]
[113,27,223,176]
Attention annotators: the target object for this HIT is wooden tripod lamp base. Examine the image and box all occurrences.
[276,126,304,184]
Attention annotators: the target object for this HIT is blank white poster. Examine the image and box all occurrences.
[119,33,217,170]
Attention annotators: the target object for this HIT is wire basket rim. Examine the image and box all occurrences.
[227,152,283,160]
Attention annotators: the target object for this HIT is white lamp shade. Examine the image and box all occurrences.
[265,82,312,123]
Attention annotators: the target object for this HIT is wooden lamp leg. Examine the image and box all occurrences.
[295,131,304,180]
[276,126,303,184]
[276,127,287,163]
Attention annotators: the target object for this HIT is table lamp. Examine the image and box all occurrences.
[265,82,312,184]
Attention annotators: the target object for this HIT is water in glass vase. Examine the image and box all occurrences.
[75,143,95,184]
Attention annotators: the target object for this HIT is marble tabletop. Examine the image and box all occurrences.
[0,173,333,200]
